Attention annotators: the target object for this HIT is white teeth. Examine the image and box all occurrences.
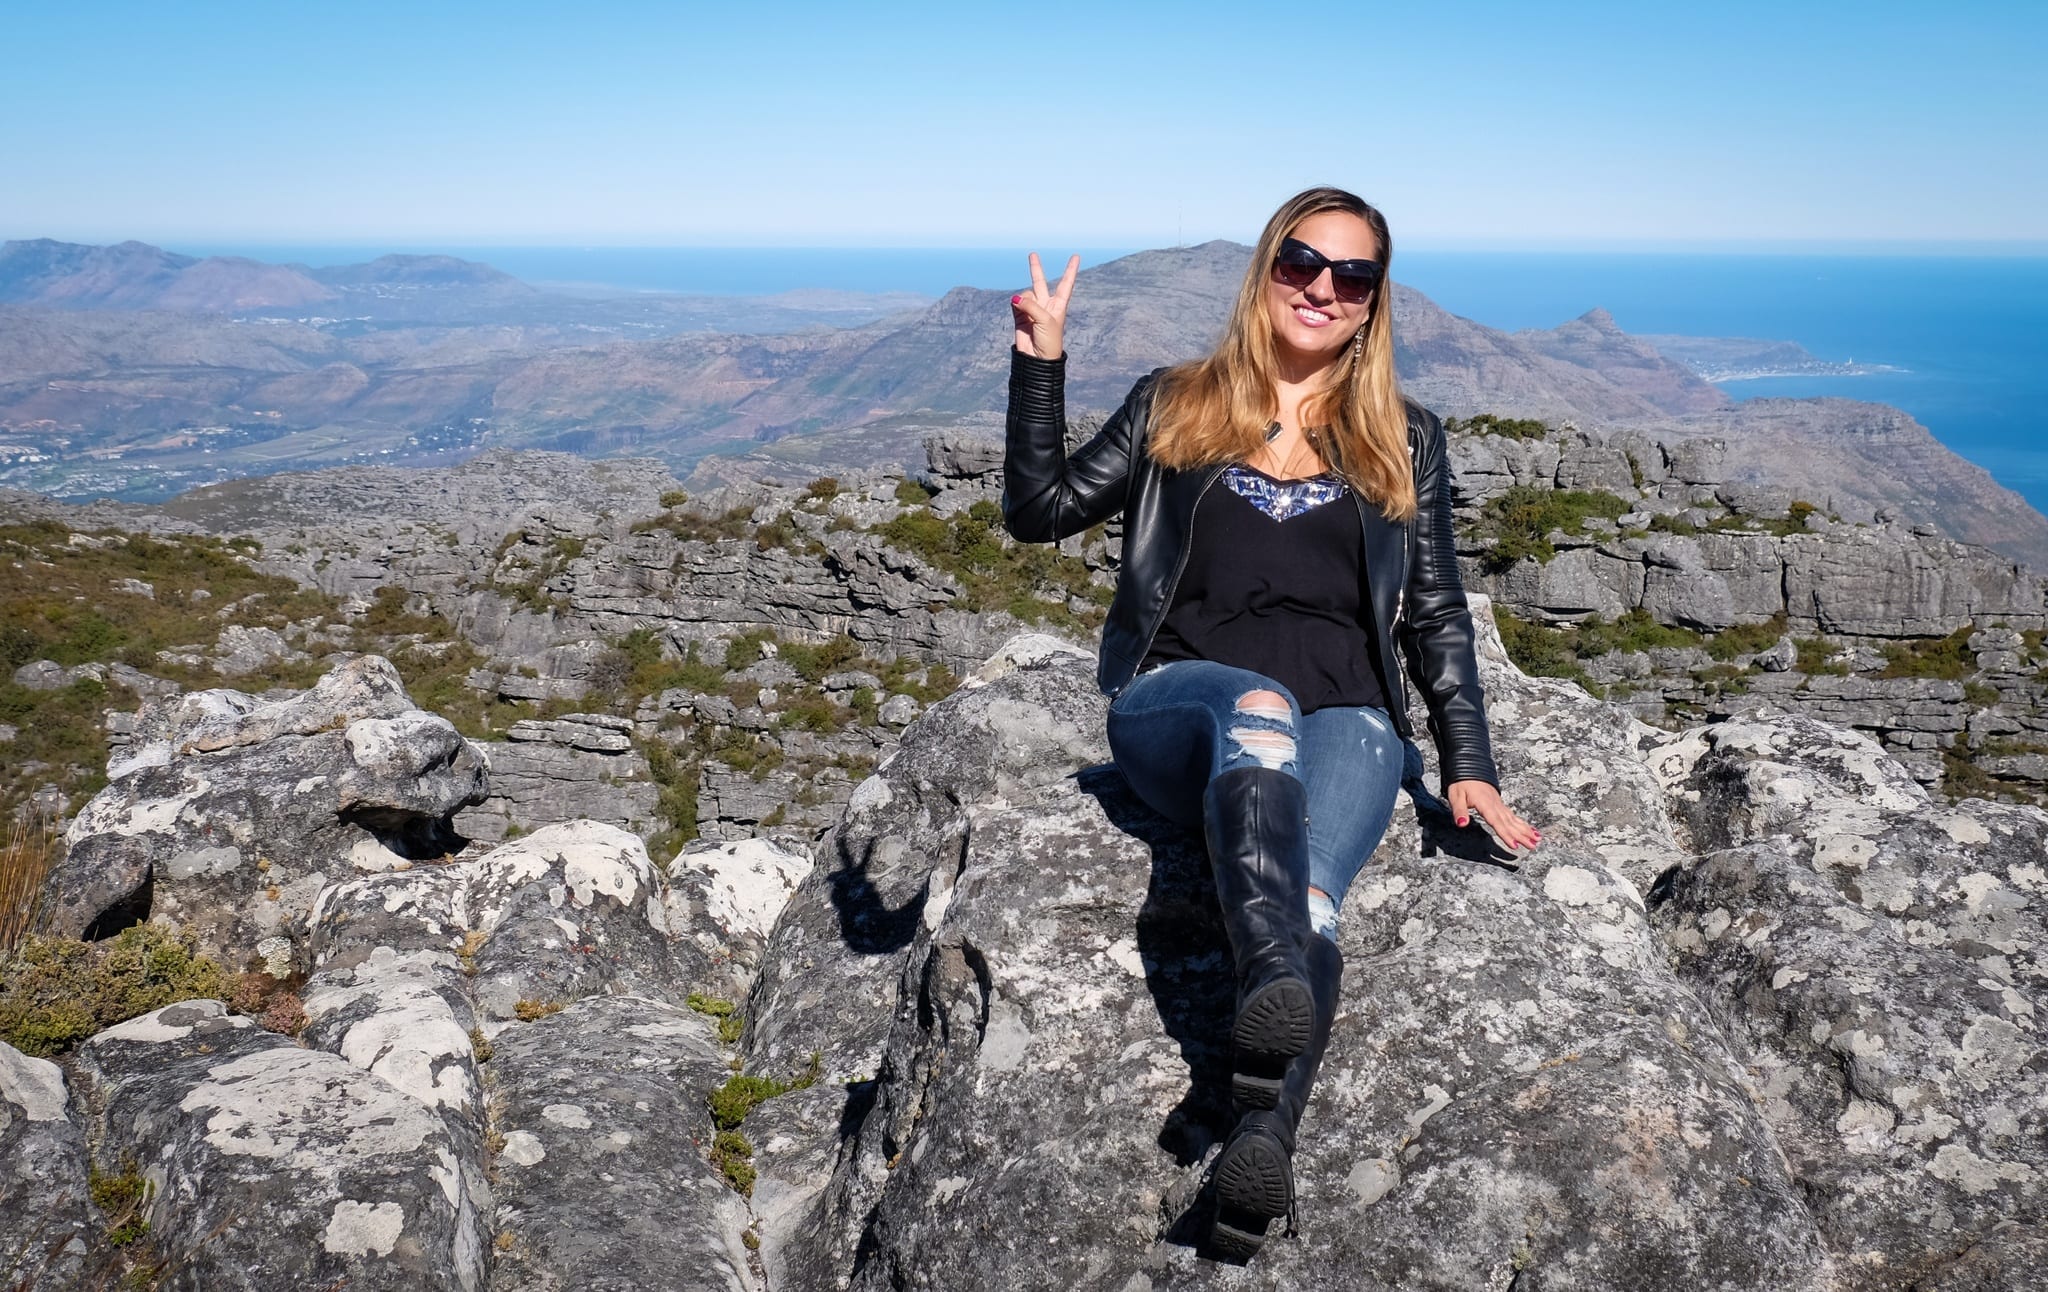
[1295,306,1329,323]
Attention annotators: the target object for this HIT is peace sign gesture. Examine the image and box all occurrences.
[1011,252,1080,360]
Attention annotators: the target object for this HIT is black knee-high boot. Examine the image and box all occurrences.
[1202,767,1316,1075]
[1211,933,1344,1260]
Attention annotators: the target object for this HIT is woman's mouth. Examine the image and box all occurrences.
[1293,305,1331,326]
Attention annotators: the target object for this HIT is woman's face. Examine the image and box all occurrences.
[1263,209,1380,374]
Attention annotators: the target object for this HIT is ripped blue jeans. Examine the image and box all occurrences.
[1107,659,1405,939]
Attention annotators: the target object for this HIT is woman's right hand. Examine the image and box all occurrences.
[1012,252,1080,359]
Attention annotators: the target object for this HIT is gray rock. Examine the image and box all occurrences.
[667,837,814,1000]
[452,718,657,845]
[486,996,751,1292]
[47,656,489,967]
[1646,709,2048,1285]
[1757,635,1798,672]
[71,1001,489,1291]
[773,636,1828,1292]
[211,624,309,677]
[1,1042,88,1289]
[876,694,920,727]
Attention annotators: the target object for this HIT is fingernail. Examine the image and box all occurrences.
[1011,295,1021,305]
[1456,816,1468,826]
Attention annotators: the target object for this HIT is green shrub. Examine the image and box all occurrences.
[1493,608,1599,694]
[894,478,937,506]
[1647,514,1698,537]
[707,1053,823,1130]
[1706,614,1788,661]
[804,477,841,501]
[0,926,229,1057]
[687,992,746,1046]
[711,1130,757,1195]
[871,505,1106,630]
[659,488,690,509]
[1445,413,1549,441]
[1572,609,1703,656]
[1963,681,2001,708]
[1472,487,1631,570]
[1795,638,1850,676]
[1878,626,1975,681]
[89,1161,153,1245]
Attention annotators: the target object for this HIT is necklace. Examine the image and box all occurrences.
[1258,422,1323,480]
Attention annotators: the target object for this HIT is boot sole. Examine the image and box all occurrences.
[1234,977,1313,1060]
[1214,1127,1294,1219]
[1209,1213,1270,1262]
[1231,1066,1283,1112]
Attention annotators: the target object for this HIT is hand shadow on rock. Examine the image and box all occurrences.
[824,831,925,956]
[1412,792,1521,870]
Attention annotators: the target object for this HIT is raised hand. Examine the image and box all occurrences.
[1011,252,1080,359]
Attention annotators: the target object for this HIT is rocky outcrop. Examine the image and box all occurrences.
[45,655,489,969]
[71,1001,488,1291]
[10,623,2047,1289]
[452,714,659,844]
[739,621,2044,1291]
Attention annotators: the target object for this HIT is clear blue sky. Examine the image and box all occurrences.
[3,0,2043,248]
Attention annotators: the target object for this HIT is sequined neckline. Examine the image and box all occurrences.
[1221,463,1349,522]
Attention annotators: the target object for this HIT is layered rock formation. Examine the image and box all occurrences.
[9,619,2043,1290]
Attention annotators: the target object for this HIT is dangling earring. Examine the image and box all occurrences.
[1351,326,1366,361]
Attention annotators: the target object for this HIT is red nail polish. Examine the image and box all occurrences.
[1011,295,1021,305]
[1457,817,1468,826]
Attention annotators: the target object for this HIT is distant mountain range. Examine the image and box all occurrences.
[2,237,2044,570]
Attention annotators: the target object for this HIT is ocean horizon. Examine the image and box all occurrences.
[164,242,2048,518]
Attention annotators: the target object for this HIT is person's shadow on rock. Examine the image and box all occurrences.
[1075,764,1236,1164]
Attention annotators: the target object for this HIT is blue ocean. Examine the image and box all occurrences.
[177,242,2048,517]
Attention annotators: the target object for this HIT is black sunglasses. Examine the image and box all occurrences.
[1271,237,1384,304]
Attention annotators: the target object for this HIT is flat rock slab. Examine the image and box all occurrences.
[486,995,751,1291]
[71,1001,488,1292]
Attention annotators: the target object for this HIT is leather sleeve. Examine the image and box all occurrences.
[1397,408,1501,790]
[1002,348,1149,543]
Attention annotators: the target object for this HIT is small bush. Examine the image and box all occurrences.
[513,999,564,1022]
[707,1052,823,1131]
[1963,681,2001,709]
[711,1130,757,1195]
[659,488,690,509]
[89,1161,153,1246]
[804,477,841,501]
[1446,413,1549,441]
[688,992,744,1045]
[1795,638,1850,677]
[894,479,937,506]
[1472,486,1632,570]
[0,926,229,1057]
[1706,614,1789,661]
[1878,626,1975,681]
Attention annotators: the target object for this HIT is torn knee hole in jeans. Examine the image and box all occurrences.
[1227,691,1297,770]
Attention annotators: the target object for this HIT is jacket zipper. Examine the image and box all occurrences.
[1132,465,1226,673]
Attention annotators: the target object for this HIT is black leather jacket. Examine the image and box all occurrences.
[1002,348,1499,790]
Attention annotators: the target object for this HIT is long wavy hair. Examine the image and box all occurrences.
[1146,186,1415,520]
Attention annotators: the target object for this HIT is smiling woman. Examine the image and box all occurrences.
[1003,185,1539,1259]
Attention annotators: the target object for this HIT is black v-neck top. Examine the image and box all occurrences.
[1140,464,1387,714]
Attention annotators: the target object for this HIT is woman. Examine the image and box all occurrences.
[1003,187,1539,1257]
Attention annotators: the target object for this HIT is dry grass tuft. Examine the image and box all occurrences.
[1,811,55,961]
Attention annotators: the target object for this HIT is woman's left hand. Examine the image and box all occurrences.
[1445,780,1541,852]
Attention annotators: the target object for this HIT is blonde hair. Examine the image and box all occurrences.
[1146,187,1415,520]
